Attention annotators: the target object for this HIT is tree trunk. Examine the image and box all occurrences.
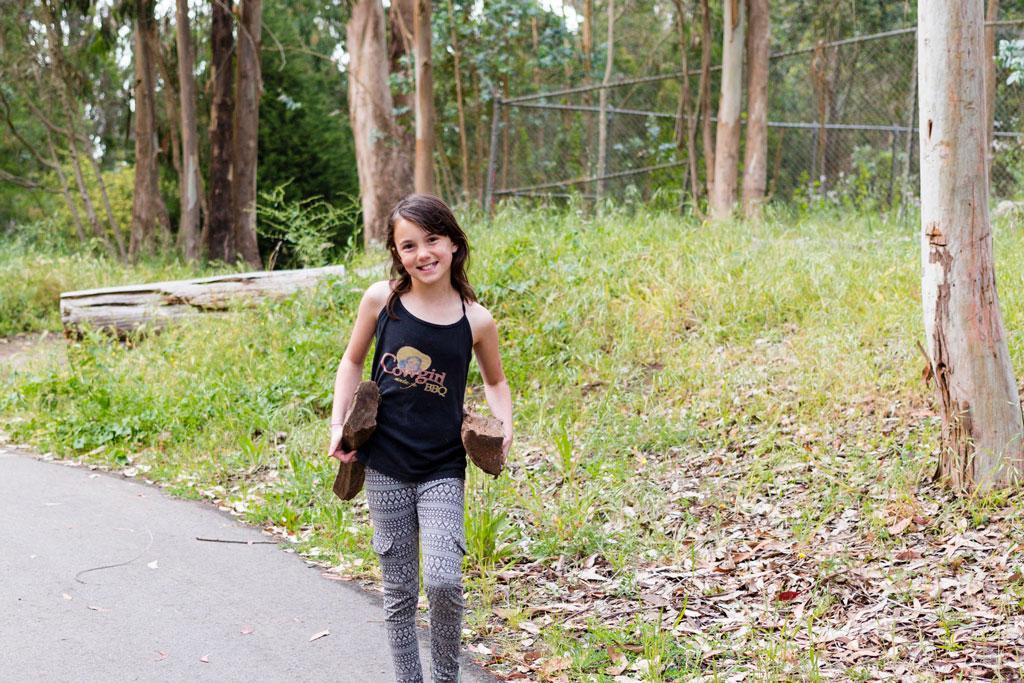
[176,0,203,262]
[700,0,714,201]
[46,128,87,245]
[671,0,700,209]
[83,148,129,261]
[596,0,616,206]
[413,0,434,193]
[233,0,263,269]
[207,0,235,262]
[67,120,114,255]
[130,0,172,260]
[446,0,470,202]
[388,0,415,192]
[741,0,769,218]
[348,0,404,244]
[919,0,1024,493]
[985,0,999,177]
[710,0,744,220]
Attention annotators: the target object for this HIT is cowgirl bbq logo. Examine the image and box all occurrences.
[380,346,448,396]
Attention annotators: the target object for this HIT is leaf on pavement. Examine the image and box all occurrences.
[154,651,168,662]
[241,627,254,635]
[200,653,210,663]
[309,629,330,642]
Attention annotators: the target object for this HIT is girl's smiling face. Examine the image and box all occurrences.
[393,217,458,286]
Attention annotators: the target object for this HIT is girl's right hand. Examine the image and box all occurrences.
[326,426,357,462]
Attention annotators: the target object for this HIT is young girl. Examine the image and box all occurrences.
[327,194,513,683]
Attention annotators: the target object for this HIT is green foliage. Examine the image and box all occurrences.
[255,183,361,268]
[791,145,906,214]
[45,162,135,246]
[998,39,1024,86]
[256,0,358,214]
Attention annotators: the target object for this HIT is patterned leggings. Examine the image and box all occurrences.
[365,468,465,683]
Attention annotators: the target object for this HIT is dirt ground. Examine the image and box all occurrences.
[0,330,67,373]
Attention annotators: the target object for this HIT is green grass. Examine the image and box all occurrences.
[4,204,1024,681]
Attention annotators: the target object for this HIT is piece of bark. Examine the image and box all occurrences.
[332,460,365,501]
[332,381,381,501]
[462,407,505,478]
[342,381,381,451]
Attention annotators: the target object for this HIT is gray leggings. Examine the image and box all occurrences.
[365,468,466,683]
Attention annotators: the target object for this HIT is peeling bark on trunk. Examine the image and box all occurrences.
[207,0,235,262]
[919,0,1024,493]
[413,0,434,193]
[741,0,769,218]
[130,0,172,260]
[388,0,415,191]
[233,0,263,269]
[710,0,744,220]
[348,0,404,244]
[176,0,203,262]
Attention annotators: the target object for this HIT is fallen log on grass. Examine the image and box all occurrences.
[60,264,349,337]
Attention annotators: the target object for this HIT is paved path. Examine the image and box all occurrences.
[0,448,496,683]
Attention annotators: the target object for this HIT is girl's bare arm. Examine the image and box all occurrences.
[470,305,513,453]
[327,281,389,461]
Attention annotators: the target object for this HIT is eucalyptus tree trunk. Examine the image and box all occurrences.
[348,0,404,243]
[207,0,235,262]
[710,0,744,220]
[741,0,769,218]
[919,0,1024,493]
[176,0,203,262]
[595,0,615,206]
[233,0,263,268]
[446,0,470,201]
[388,0,415,192]
[984,0,999,176]
[130,0,171,260]
[413,0,434,193]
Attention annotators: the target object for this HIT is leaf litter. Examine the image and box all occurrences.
[452,390,1024,681]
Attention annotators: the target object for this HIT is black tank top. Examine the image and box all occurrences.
[355,295,473,482]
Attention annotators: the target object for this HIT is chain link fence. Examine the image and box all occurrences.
[485,22,1024,212]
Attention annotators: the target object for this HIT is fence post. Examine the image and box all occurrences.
[484,94,502,218]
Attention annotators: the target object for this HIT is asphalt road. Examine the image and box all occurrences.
[0,448,496,683]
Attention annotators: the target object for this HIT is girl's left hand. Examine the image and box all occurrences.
[502,432,512,458]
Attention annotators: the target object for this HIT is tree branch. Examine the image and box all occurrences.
[0,167,60,192]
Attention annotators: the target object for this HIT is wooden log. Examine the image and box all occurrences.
[60,264,349,337]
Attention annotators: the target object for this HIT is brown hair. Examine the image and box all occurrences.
[385,194,476,319]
